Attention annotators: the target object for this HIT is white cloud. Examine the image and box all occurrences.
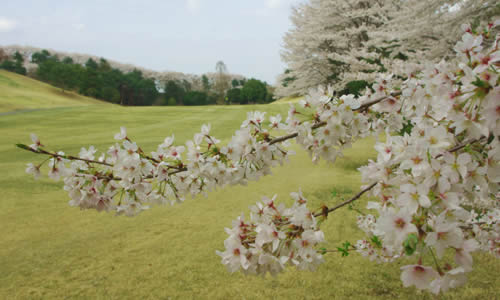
[187,0,201,13]
[0,17,17,32]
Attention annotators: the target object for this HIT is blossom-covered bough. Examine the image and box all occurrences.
[19,23,499,294]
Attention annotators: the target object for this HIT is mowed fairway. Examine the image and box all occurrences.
[1,74,499,299]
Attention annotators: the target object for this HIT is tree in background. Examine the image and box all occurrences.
[226,78,274,104]
[0,49,8,62]
[12,52,27,75]
[277,0,499,97]
[79,58,100,98]
[31,51,158,106]
[8,48,258,107]
[184,91,209,106]
[226,87,242,104]
[241,78,268,104]
[231,78,240,88]
[277,0,393,96]
[0,58,17,74]
[31,50,51,64]
[52,63,82,92]
[62,57,74,65]
[214,61,230,104]
[201,74,211,92]
[163,80,186,106]
[0,51,27,75]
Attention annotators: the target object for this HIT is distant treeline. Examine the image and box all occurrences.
[0,50,27,76]
[0,49,275,106]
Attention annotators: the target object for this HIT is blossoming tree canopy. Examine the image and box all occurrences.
[276,0,497,97]
[19,22,499,294]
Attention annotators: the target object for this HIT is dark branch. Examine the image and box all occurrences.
[434,136,487,159]
[17,144,113,167]
[313,182,378,217]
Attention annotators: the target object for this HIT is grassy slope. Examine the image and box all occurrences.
[0,70,107,113]
[273,95,303,104]
[0,80,499,299]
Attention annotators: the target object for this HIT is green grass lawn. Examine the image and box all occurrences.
[0,74,499,299]
[273,95,303,104]
[0,70,107,113]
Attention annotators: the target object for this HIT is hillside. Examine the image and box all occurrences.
[0,70,107,113]
[1,45,246,91]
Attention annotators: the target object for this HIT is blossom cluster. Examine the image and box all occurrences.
[286,88,372,163]
[20,21,499,294]
[25,113,292,216]
[353,23,500,294]
[216,191,325,275]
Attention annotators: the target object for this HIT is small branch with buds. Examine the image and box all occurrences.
[269,92,401,146]
[313,135,487,218]
[16,144,113,167]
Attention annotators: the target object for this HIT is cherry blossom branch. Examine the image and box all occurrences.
[16,144,113,167]
[269,92,401,146]
[312,135,487,218]
[82,167,188,182]
[17,143,188,181]
[17,92,402,175]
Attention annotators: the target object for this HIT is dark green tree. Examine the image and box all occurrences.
[52,63,81,92]
[201,74,210,92]
[0,51,27,75]
[231,79,239,88]
[85,58,98,70]
[184,91,208,106]
[0,59,16,73]
[226,88,241,104]
[62,57,74,64]
[30,53,158,106]
[241,78,267,104]
[164,80,185,105]
[31,50,51,63]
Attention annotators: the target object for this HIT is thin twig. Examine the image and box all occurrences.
[313,182,378,218]
[318,247,357,253]
[357,91,402,112]
[434,136,486,158]
[23,146,113,167]
[76,167,188,181]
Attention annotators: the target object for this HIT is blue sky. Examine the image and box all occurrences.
[0,0,304,83]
